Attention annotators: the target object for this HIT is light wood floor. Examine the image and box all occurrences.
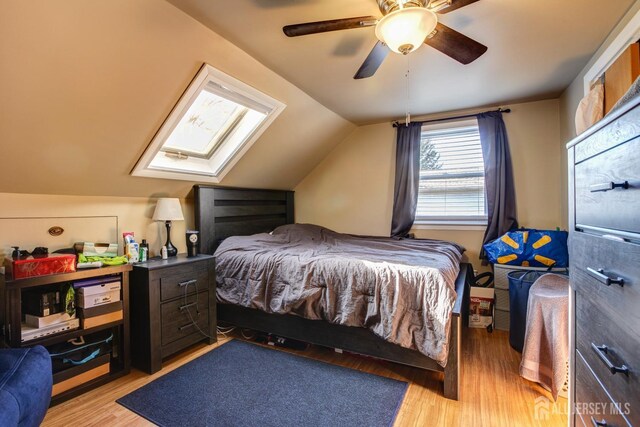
[43,328,567,426]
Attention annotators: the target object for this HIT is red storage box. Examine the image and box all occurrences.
[6,254,76,279]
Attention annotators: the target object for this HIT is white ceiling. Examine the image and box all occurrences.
[168,0,634,124]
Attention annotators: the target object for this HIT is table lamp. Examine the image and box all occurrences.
[152,198,184,257]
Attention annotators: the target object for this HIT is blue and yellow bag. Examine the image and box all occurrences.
[483,229,568,268]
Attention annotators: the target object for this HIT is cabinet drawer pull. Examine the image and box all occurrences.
[178,323,196,331]
[178,279,197,288]
[179,302,197,311]
[589,181,629,192]
[586,267,624,287]
[591,417,607,427]
[591,343,629,376]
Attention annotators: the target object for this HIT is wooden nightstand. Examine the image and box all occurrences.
[129,254,216,374]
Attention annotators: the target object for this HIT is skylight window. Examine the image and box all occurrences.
[132,64,285,182]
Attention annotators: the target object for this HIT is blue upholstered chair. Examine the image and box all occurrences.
[0,346,52,427]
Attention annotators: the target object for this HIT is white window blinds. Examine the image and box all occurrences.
[416,120,487,224]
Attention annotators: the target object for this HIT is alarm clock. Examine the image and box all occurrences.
[186,230,199,257]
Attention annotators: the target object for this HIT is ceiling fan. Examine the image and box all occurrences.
[283,0,487,79]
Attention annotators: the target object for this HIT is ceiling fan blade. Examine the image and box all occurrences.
[283,16,377,37]
[437,0,480,14]
[424,23,487,64]
[354,41,389,79]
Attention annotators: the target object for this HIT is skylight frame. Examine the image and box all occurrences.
[131,63,286,182]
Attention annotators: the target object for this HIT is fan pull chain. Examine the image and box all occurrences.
[405,55,411,126]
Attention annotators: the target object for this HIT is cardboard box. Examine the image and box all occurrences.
[469,287,494,328]
[76,280,121,308]
[77,290,120,308]
[80,310,123,329]
[77,280,121,295]
[78,301,122,319]
[74,242,119,258]
[52,354,110,397]
[5,254,76,279]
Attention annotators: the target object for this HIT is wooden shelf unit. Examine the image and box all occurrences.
[0,264,132,404]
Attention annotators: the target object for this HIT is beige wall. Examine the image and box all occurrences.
[295,99,563,271]
[0,193,194,260]
[0,0,354,198]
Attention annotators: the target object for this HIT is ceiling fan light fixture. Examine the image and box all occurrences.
[375,8,437,55]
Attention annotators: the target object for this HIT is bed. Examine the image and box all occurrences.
[194,185,471,400]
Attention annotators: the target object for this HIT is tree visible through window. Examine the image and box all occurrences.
[415,119,487,225]
[420,138,442,171]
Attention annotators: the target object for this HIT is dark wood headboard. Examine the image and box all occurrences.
[193,185,294,255]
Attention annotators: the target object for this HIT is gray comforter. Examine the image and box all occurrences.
[214,224,464,366]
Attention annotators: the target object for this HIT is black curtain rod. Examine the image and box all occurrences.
[392,107,511,128]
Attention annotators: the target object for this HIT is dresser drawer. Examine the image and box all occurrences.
[161,291,209,346]
[157,262,209,302]
[575,136,640,236]
[570,232,640,308]
[575,351,632,427]
[575,292,640,424]
[574,99,640,163]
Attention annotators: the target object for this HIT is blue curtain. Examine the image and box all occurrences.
[477,111,518,259]
[390,122,422,238]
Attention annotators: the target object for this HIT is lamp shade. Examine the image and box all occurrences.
[375,8,437,55]
[152,198,184,221]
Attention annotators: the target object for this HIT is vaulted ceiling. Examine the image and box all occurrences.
[168,0,635,124]
[0,0,354,197]
[0,0,635,198]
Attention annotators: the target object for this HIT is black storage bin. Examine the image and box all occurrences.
[507,270,546,352]
[47,330,113,372]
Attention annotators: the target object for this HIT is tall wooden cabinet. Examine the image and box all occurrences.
[567,93,640,426]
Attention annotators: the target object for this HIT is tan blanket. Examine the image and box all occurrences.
[519,273,569,399]
[214,224,464,366]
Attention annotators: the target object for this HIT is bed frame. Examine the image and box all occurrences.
[194,185,471,400]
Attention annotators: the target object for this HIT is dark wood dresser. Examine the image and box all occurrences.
[129,254,216,374]
[568,94,640,427]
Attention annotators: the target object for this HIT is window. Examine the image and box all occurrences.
[132,64,285,182]
[415,119,487,225]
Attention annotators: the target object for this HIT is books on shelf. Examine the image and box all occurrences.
[21,318,80,342]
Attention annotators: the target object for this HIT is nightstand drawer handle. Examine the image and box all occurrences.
[591,417,607,427]
[591,343,629,376]
[589,181,629,192]
[178,279,197,288]
[179,302,196,311]
[587,267,624,287]
[178,323,196,331]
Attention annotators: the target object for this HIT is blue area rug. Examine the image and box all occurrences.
[117,340,408,427]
